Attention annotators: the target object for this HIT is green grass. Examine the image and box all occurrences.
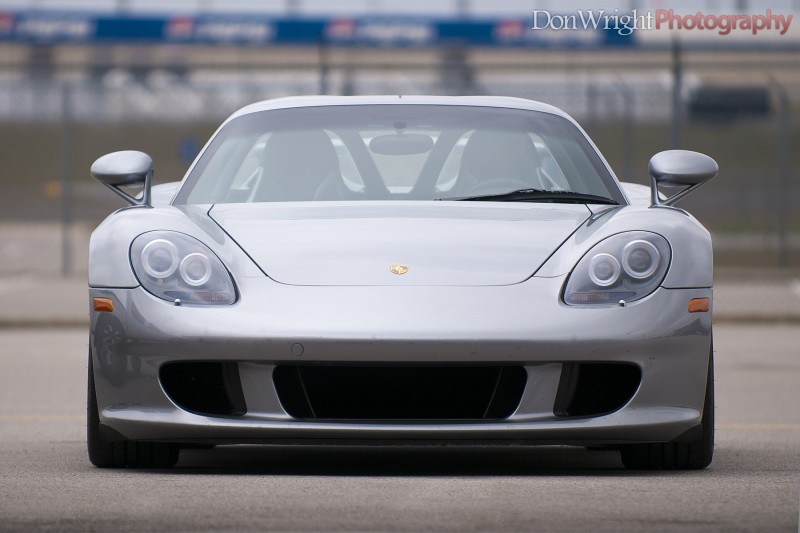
[1,118,797,266]
[589,118,800,234]
[0,121,218,220]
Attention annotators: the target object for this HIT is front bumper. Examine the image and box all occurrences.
[89,274,712,446]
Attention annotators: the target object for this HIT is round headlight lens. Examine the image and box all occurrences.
[179,253,212,286]
[588,253,621,287]
[622,240,660,279]
[141,239,179,278]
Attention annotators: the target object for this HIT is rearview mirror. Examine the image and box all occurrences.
[648,150,718,207]
[91,151,154,207]
[369,133,434,156]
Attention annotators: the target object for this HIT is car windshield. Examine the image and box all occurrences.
[176,105,622,205]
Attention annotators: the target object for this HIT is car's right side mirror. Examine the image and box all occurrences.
[648,150,718,207]
[91,150,154,207]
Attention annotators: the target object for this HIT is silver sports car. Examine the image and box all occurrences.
[87,95,718,470]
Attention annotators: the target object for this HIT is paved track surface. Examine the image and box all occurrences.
[0,325,798,532]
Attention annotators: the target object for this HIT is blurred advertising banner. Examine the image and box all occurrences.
[0,12,632,48]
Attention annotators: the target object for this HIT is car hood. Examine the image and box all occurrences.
[209,202,590,286]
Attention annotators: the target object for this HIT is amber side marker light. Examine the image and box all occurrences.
[93,297,114,312]
[688,297,709,313]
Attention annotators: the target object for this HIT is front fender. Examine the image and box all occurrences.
[535,205,713,289]
[88,204,260,288]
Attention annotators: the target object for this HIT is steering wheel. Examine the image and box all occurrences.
[462,178,531,197]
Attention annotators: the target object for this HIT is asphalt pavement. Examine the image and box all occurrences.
[0,325,798,532]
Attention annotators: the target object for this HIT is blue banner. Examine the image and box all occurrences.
[0,11,635,48]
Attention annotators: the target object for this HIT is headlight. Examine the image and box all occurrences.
[130,231,236,305]
[141,239,179,278]
[622,240,660,279]
[588,253,620,287]
[563,232,670,306]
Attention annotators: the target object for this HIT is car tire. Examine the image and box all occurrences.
[620,344,714,470]
[87,351,180,469]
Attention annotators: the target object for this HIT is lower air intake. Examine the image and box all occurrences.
[554,363,641,418]
[160,362,247,417]
[273,365,527,420]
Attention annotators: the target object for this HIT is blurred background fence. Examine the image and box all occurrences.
[1,1,799,320]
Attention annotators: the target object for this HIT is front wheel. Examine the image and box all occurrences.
[620,344,714,470]
[87,350,179,468]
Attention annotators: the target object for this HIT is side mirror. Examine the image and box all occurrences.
[91,150,154,207]
[648,150,718,207]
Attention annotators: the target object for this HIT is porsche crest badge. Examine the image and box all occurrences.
[390,264,409,275]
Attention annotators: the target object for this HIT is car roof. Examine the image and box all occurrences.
[228,95,575,123]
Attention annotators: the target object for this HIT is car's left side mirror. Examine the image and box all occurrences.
[648,150,718,207]
[91,150,154,207]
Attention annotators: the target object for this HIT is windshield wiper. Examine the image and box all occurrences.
[435,188,618,205]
